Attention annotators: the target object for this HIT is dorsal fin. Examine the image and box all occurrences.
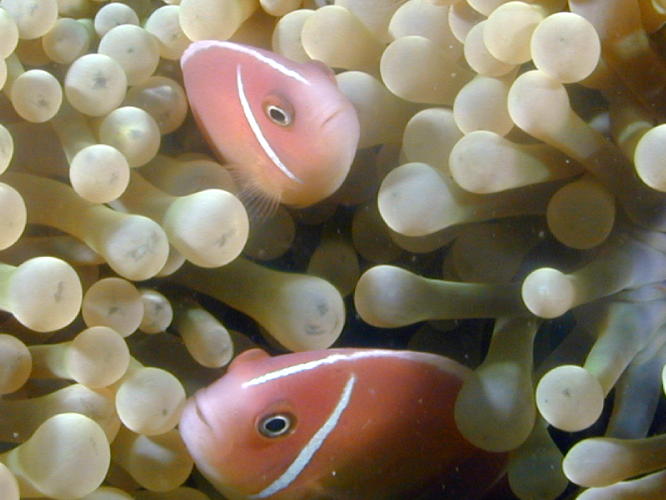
[227,348,270,374]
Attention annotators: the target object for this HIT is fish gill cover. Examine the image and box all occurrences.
[0,0,665,499]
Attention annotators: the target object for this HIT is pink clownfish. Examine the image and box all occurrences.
[180,41,360,211]
[179,348,506,500]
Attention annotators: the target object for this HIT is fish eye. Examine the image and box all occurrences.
[265,105,292,126]
[258,413,294,438]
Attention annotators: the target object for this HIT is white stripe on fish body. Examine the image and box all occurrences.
[235,64,303,184]
[242,349,467,388]
[249,374,357,499]
[181,40,310,86]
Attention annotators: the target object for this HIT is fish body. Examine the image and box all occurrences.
[179,348,506,500]
[180,41,360,209]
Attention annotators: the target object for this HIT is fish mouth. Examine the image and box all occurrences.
[192,392,214,432]
[321,108,343,128]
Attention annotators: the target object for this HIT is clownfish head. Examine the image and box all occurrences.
[181,41,360,212]
[179,348,357,499]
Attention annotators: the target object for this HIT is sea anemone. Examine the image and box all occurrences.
[0,0,665,499]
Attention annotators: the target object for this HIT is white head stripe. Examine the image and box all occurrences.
[181,40,310,85]
[242,349,456,388]
[235,65,303,183]
[249,374,356,499]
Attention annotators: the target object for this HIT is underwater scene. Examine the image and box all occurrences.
[1,0,666,498]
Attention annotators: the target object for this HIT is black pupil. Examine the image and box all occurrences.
[269,107,287,124]
[265,416,288,434]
